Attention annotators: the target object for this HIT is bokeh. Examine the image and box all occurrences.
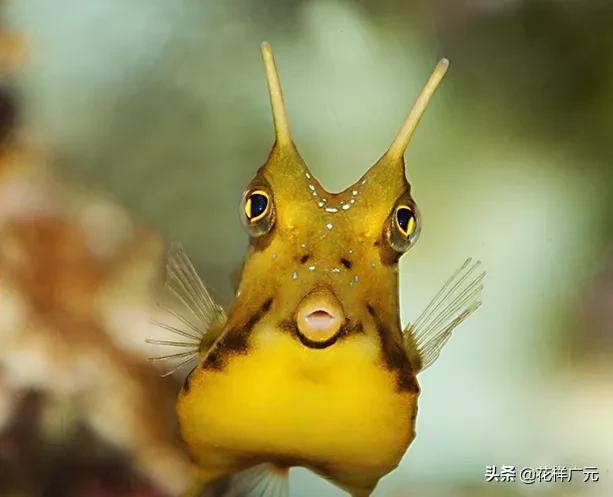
[0,1,611,496]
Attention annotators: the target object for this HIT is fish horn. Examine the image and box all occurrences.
[261,42,292,147]
[385,58,449,162]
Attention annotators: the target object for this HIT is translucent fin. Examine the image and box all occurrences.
[148,243,227,377]
[198,464,289,497]
[404,258,485,372]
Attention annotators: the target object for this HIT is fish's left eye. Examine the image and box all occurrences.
[386,203,420,253]
[241,188,275,236]
[395,206,417,238]
[244,190,270,222]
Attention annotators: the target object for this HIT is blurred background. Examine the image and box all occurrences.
[0,0,612,496]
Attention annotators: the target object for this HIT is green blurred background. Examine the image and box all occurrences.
[1,0,612,496]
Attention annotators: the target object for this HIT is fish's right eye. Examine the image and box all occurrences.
[241,188,275,236]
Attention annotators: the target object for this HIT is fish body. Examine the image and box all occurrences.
[178,316,417,494]
[154,43,484,497]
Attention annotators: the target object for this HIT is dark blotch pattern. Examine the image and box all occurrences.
[202,298,273,370]
[340,258,352,269]
[367,304,419,393]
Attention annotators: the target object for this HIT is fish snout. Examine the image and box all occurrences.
[295,289,345,348]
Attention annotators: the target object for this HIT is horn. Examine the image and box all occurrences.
[260,42,291,147]
[386,58,449,162]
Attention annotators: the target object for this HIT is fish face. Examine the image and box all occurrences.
[208,42,444,378]
[189,42,448,390]
[231,141,419,353]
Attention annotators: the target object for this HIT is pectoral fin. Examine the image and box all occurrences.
[187,464,289,497]
[148,243,227,377]
[404,258,485,372]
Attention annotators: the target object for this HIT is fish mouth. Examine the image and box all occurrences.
[295,290,345,349]
[296,309,343,349]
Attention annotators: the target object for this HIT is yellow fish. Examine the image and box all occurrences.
[150,42,485,497]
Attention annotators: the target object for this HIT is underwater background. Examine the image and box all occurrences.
[0,0,611,496]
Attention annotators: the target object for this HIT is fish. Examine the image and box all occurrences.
[150,42,485,497]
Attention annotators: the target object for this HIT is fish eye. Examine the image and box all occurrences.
[241,188,275,236]
[395,206,417,239]
[386,203,420,253]
[244,190,270,222]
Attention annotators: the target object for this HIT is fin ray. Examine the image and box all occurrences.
[195,464,289,497]
[148,243,228,377]
[405,258,485,372]
[226,464,289,497]
[168,243,220,318]
[145,338,198,347]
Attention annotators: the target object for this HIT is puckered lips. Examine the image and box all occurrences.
[295,289,345,349]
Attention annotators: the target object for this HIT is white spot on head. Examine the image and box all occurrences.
[348,249,353,254]
[318,201,324,208]
[349,280,354,288]
[342,204,351,210]
[292,271,299,280]
[350,199,356,204]
[370,261,376,268]
[352,190,358,196]
[354,275,360,282]
[312,191,318,197]
[361,179,367,185]
[305,172,311,179]
[272,253,278,260]
[325,207,338,213]
[326,223,333,230]
[300,243,307,248]
[331,267,341,273]
[322,198,327,203]
[236,290,242,297]
[308,184,315,191]
[308,265,316,271]
[340,200,344,204]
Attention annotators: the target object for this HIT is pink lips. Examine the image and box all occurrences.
[295,289,345,346]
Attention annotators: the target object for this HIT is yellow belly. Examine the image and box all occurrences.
[177,326,418,481]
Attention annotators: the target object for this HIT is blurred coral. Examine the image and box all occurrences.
[0,26,192,494]
[0,150,194,496]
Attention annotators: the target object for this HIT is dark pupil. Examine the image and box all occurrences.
[397,208,414,233]
[249,193,268,218]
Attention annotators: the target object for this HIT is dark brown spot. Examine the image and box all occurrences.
[299,254,310,264]
[202,298,273,370]
[340,258,352,269]
[278,320,296,334]
[202,349,223,370]
[367,305,419,393]
[260,297,273,313]
[374,240,380,247]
